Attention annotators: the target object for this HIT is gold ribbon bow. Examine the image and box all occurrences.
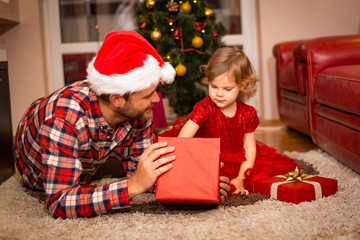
[284,167,308,182]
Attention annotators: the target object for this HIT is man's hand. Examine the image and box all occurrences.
[128,141,175,199]
[219,162,230,202]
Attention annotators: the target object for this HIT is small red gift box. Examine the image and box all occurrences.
[253,175,338,204]
[155,137,220,204]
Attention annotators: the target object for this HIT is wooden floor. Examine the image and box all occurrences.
[255,120,318,153]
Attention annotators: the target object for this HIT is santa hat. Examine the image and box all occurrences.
[87,31,175,96]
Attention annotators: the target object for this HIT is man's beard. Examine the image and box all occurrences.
[115,101,153,122]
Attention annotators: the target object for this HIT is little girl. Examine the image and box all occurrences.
[163,46,298,196]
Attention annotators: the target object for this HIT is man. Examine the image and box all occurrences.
[14,31,230,219]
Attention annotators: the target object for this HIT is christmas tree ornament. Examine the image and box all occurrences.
[191,36,203,48]
[195,21,207,31]
[212,32,219,39]
[167,0,179,12]
[180,1,192,13]
[140,22,147,29]
[139,16,147,29]
[175,63,187,76]
[173,28,180,40]
[135,0,226,116]
[204,7,213,18]
[150,29,162,41]
[146,0,156,9]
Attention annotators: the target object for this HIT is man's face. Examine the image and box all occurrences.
[115,85,160,121]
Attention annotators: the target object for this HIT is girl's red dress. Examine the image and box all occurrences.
[160,96,298,196]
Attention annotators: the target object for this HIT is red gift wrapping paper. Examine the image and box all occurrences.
[253,175,338,204]
[155,137,220,204]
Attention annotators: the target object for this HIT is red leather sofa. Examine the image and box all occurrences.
[273,40,311,136]
[274,35,360,174]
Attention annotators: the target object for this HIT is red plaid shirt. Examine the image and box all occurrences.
[14,80,153,218]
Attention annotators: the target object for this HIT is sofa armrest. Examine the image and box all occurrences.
[293,35,360,75]
[273,40,306,68]
[293,43,309,95]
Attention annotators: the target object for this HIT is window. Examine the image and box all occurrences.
[44,0,259,111]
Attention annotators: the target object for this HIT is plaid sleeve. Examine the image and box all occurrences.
[41,118,131,219]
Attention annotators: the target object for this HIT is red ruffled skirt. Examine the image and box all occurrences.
[221,141,298,196]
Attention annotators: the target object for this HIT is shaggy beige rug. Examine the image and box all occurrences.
[1,149,359,240]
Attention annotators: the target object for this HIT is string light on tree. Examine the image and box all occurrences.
[135,0,227,116]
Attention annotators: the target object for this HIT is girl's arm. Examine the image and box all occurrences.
[230,131,256,195]
[178,119,200,137]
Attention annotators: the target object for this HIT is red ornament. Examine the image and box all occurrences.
[212,32,219,39]
[174,28,180,40]
[195,21,207,31]
[140,22,147,30]
[167,1,179,12]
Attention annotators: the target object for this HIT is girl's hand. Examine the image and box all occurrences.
[230,178,249,195]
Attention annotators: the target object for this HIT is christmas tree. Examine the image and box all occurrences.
[136,0,227,117]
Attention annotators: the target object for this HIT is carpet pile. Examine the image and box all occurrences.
[1,149,359,240]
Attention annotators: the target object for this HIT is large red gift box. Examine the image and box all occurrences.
[253,175,338,204]
[155,137,220,204]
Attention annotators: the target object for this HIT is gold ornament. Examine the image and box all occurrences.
[150,29,162,41]
[175,63,187,76]
[284,167,308,182]
[191,36,203,48]
[146,0,156,9]
[181,1,191,12]
[204,7,213,18]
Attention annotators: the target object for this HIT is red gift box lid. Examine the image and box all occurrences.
[155,137,220,204]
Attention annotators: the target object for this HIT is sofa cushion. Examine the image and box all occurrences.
[279,63,297,91]
[315,65,360,115]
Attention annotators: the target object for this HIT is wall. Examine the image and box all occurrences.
[257,0,360,120]
[2,0,360,134]
[0,0,47,134]
[0,0,19,36]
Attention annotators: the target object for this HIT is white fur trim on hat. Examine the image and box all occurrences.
[87,54,175,96]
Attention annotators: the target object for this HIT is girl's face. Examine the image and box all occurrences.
[208,73,241,113]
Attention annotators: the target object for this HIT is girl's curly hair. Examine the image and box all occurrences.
[200,46,259,101]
